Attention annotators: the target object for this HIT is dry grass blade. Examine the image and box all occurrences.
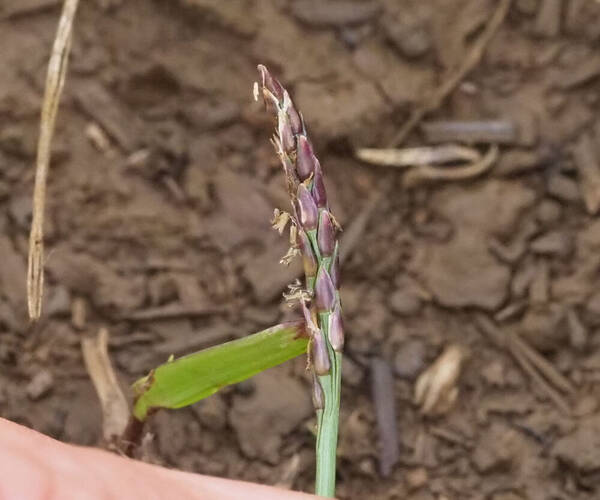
[403,144,498,187]
[507,335,571,415]
[27,0,80,320]
[388,0,512,147]
[82,328,130,444]
[510,333,575,395]
[356,144,481,168]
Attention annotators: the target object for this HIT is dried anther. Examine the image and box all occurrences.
[271,208,291,234]
[284,279,311,305]
[280,246,300,266]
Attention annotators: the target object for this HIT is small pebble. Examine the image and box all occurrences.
[383,20,431,59]
[567,308,588,350]
[536,199,562,225]
[532,0,562,38]
[586,291,600,317]
[26,370,54,401]
[547,174,580,203]
[495,150,541,176]
[573,395,598,417]
[389,289,422,316]
[192,394,227,431]
[342,356,365,387]
[394,339,426,380]
[481,360,506,387]
[405,467,428,491]
[530,231,573,257]
[516,0,539,15]
[45,286,71,317]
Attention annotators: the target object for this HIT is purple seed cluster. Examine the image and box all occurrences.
[257,65,344,390]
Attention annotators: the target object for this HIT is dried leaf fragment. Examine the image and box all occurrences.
[415,344,467,416]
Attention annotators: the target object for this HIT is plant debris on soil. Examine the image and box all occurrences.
[3,0,600,498]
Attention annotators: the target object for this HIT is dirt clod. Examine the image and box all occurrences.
[552,417,600,473]
[26,370,54,400]
[229,367,312,464]
[394,339,427,380]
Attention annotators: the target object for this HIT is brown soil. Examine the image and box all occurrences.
[2,0,600,498]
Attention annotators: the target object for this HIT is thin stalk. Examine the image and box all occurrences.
[315,319,342,496]
[28,0,80,320]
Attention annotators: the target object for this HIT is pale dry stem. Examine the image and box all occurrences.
[27,0,80,320]
[81,328,130,444]
[356,144,481,168]
[403,144,498,187]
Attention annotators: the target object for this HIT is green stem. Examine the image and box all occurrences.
[315,315,342,497]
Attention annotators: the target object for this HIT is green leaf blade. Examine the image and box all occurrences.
[132,321,307,420]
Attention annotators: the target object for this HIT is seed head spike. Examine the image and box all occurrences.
[296,135,316,181]
[329,303,344,352]
[312,160,327,208]
[297,183,318,231]
[315,266,335,313]
[317,210,335,257]
[311,329,331,376]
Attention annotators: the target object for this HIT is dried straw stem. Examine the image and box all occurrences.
[28,0,80,320]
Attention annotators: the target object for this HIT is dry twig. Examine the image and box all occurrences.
[27,0,80,320]
[403,144,498,187]
[388,0,512,147]
[356,144,480,168]
[370,358,399,477]
[474,313,572,415]
[506,336,571,415]
[82,328,130,444]
[421,120,517,144]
